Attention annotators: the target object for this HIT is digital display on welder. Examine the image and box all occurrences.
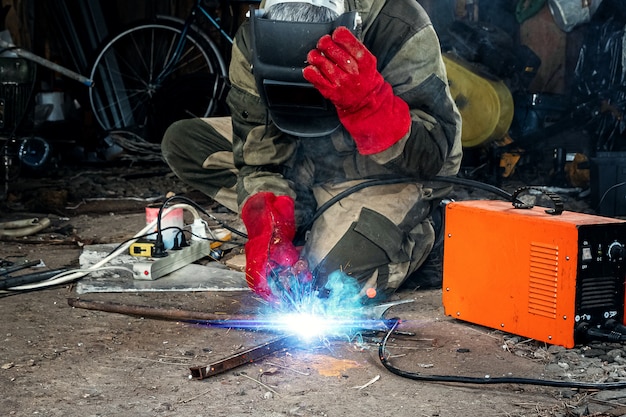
[264,82,328,110]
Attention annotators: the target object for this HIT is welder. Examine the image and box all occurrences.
[161,0,462,306]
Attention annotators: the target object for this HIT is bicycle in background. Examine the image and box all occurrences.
[88,0,259,142]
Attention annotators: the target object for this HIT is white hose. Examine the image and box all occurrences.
[0,218,52,238]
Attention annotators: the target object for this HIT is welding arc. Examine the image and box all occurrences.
[378,319,626,390]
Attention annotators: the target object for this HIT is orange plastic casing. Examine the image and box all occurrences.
[442,200,626,348]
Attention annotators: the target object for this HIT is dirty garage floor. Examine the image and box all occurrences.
[0,164,625,417]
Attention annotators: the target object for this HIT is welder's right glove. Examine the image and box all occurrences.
[241,191,300,302]
[303,26,411,155]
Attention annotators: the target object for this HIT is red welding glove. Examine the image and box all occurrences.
[303,26,411,155]
[241,192,301,301]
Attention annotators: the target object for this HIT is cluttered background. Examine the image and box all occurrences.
[1,0,625,217]
[2,2,626,416]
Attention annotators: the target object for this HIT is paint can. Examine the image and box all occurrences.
[548,0,604,32]
[145,205,184,250]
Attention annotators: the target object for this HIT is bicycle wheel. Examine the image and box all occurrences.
[89,18,227,142]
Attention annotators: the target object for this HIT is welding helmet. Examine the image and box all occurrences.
[250,2,360,137]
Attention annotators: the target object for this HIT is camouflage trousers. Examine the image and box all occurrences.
[162,117,442,302]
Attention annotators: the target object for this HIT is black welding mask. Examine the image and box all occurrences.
[249,7,361,137]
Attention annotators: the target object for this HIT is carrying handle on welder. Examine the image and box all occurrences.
[511,186,564,215]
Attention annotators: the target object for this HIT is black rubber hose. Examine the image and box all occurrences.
[378,319,626,390]
[0,269,68,290]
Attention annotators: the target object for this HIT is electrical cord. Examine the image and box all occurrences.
[156,176,524,247]
[595,181,626,212]
[104,226,185,257]
[577,321,626,344]
[1,196,245,292]
[0,204,192,292]
[158,195,247,239]
[378,319,626,390]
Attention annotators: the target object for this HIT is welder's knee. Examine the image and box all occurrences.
[161,119,198,163]
[312,207,413,303]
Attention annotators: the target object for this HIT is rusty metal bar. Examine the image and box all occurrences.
[189,334,296,380]
[67,297,254,322]
[68,297,296,379]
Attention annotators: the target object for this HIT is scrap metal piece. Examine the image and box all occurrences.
[0,259,41,276]
[189,334,296,380]
[68,297,412,381]
[360,299,415,320]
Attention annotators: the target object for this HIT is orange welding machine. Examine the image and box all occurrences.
[442,199,626,348]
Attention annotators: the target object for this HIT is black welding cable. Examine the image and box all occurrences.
[314,176,519,224]
[431,175,517,201]
[595,181,626,213]
[378,319,626,390]
[297,175,521,239]
[161,177,520,243]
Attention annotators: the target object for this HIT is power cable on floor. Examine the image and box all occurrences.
[378,319,626,390]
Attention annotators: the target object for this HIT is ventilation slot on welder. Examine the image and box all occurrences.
[528,243,559,319]
[578,276,620,310]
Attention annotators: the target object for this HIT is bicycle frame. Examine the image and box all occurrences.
[88,0,245,138]
[157,0,234,85]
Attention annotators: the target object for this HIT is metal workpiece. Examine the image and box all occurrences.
[189,335,297,380]
[359,299,414,320]
[187,299,416,380]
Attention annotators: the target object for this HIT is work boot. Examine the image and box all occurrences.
[402,202,446,290]
[407,241,443,289]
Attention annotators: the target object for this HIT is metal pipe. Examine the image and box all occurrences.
[0,39,94,87]
[67,297,295,379]
[66,297,254,322]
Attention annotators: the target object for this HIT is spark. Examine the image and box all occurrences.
[211,269,382,341]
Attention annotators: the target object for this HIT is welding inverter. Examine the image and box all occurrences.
[442,199,626,348]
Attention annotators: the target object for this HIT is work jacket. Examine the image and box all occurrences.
[227,0,463,221]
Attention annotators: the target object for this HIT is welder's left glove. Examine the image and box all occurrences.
[303,26,411,155]
[241,192,301,302]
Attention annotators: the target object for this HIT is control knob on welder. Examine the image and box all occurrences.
[608,241,625,262]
